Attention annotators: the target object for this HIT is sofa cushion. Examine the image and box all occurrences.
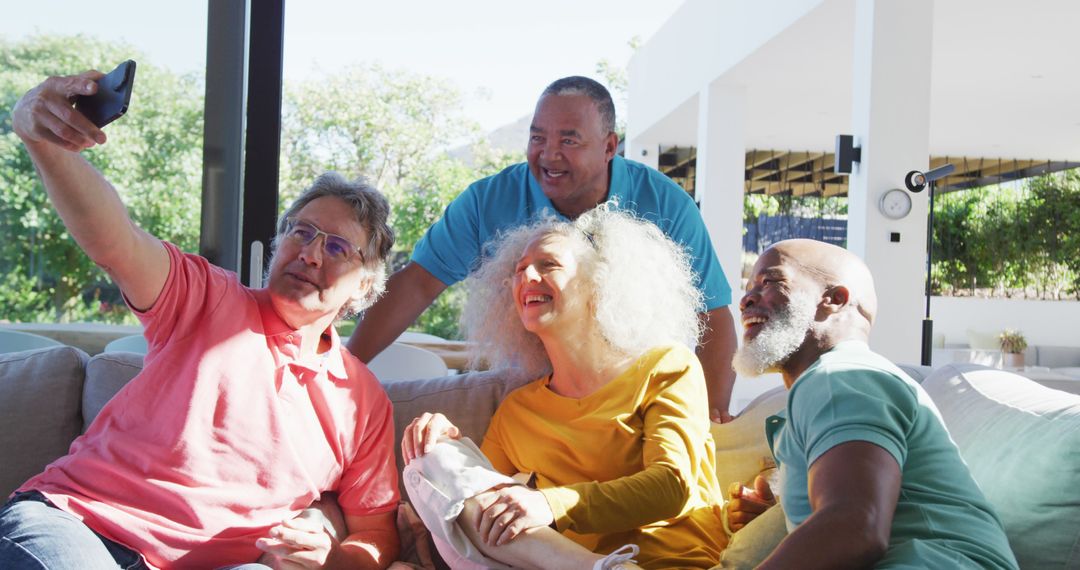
[922,363,1080,569]
[1035,345,1080,369]
[83,352,143,431]
[0,346,89,498]
[965,328,1001,350]
[711,386,786,489]
[382,369,533,482]
[717,503,787,569]
[896,363,932,383]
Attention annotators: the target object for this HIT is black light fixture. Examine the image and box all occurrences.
[834,134,862,174]
[906,163,955,366]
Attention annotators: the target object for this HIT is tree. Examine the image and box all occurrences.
[279,64,480,201]
[1,37,527,335]
[931,172,1080,299]
[0,35,204,323]
[280,65,521,338]
[595,36,641,139]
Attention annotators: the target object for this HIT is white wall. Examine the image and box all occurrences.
[626,0,824,140]
[930,297,1080,348]
[730,373,784,415]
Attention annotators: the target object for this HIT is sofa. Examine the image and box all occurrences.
[933,339,1080,376]
[2,346,1078,569]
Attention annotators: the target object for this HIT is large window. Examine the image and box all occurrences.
[1,1,208,324]
[2,0,680,332]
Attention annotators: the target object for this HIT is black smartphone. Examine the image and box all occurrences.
[75,60,136,128]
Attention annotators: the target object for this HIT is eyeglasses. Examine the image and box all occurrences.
[284,219,365,263]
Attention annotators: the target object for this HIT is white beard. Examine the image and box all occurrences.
[733,291,818,377]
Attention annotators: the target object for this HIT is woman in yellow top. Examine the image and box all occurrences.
[402,207,727,570]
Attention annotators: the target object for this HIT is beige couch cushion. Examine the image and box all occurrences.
[382,369,533,479]
[0,346,88,497]
[716,502,787,569]
[711,386,787,490]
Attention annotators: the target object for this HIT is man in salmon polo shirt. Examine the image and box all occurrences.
[0,72,400,569]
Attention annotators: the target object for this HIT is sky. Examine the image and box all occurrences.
[4,0,684,132]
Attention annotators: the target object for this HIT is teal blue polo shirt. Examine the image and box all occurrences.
[411,156,732,310]
[766,341,1017,569]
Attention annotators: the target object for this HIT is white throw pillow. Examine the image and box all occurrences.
[965,328,1001,350]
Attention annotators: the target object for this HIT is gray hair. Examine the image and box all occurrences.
[273,172,395,319]
[462,206,703,378]
[541,76,616,135]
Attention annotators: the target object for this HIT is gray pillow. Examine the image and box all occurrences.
[0,346,89,497]
[82,352,143,432]
[382,369,532,492]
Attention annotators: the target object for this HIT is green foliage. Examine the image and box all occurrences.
[279,64,479,203]
[415,283,468,340]
[932,171,1080,299]
[1,36,529,337]
[0,35,203,323]
[278,64,522,339]
[743,193,847,225]
[594,36,640,139]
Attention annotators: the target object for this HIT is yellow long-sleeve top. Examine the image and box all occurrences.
[480,344,728,569]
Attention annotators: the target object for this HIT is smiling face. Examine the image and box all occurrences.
[511,232,593,336]
[526,94,618,219]
[267,196,373,327]
[732,249,821,377]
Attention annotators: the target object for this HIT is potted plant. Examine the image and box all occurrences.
[999,329,1027,370]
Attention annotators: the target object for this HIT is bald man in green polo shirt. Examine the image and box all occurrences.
[729,239,1017,569]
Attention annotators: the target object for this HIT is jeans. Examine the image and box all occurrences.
[0,491,148,570]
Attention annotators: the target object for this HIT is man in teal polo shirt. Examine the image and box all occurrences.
[348,76,740,422]
[729,239,1016,568]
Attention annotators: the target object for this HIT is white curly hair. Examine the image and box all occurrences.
[462,206,704,379]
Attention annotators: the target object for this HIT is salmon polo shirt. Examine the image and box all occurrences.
[18,243,399,569]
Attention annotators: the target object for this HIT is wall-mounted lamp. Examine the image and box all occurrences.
[834,134,862,174]
[904,163,955,193]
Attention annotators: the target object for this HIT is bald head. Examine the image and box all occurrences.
[769,239,878,327]
[735,239,879,382]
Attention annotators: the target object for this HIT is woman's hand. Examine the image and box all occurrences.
[471,484,555,546]
[401,412,461,464]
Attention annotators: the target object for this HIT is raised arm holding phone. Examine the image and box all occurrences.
[13,69,169,312]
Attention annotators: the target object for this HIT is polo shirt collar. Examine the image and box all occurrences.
[525,155,628,220]
[254,290,349,382]
[606,155,629,205]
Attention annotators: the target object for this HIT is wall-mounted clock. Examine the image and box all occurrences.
[879,188,912,219]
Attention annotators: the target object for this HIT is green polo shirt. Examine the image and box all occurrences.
[766,341,1017,569]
